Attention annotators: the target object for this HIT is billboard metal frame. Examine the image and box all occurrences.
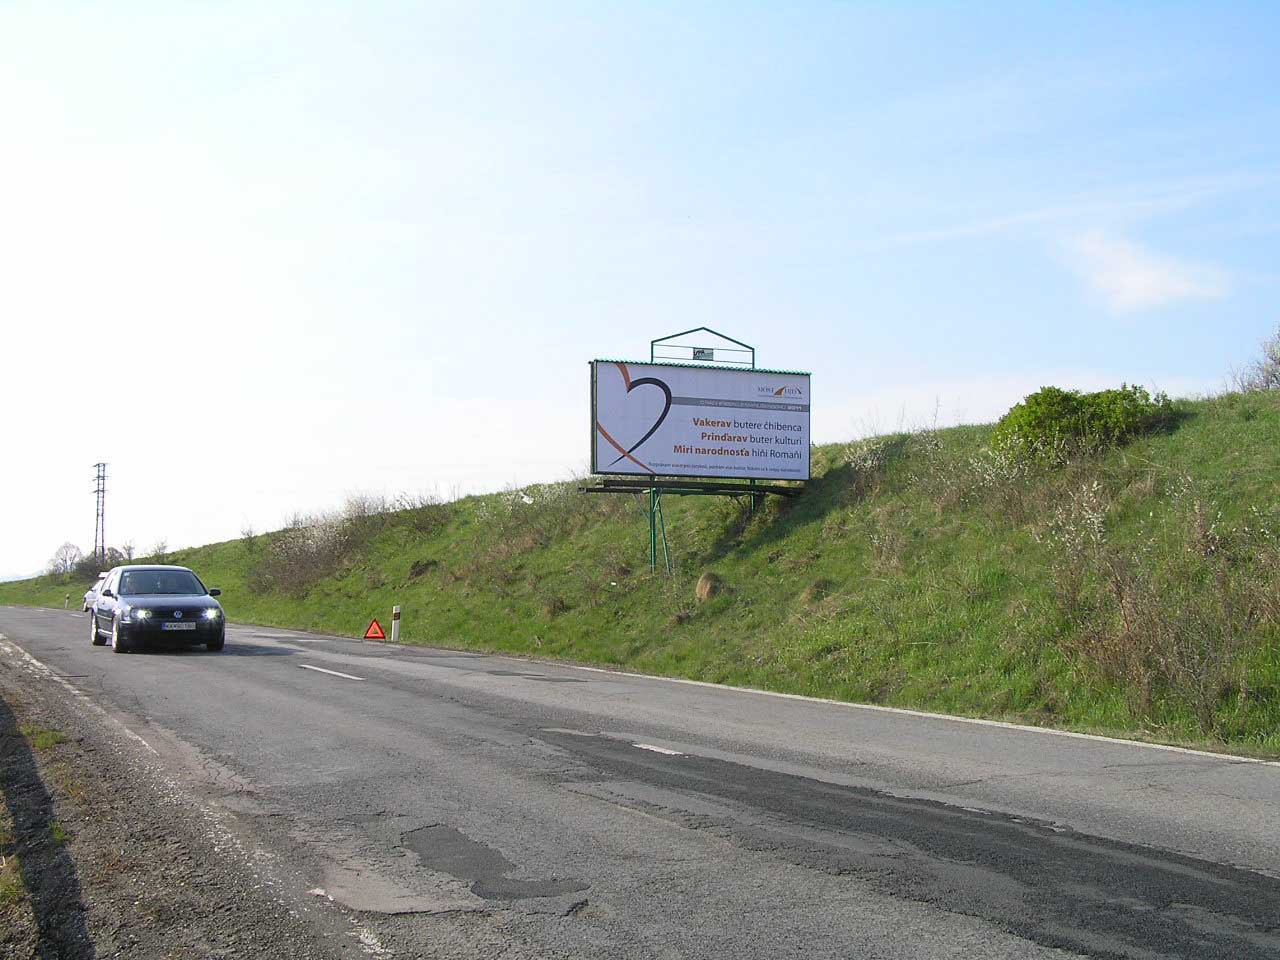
[584,328,809,573]
[650,326,755,367]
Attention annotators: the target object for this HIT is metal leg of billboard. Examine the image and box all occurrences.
[580,479,801,574]
[650,488,671,574]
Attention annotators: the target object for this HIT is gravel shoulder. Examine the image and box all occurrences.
[0,640,371,960]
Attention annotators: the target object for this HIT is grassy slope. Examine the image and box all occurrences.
[5,391,1279,753]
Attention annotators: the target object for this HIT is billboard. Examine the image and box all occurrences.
[591,360,810,481]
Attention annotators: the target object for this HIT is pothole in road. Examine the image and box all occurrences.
[402,825,589,901]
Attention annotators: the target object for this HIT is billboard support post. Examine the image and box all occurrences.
[644,328,752,574]
[648,487,671,574]
[590,328,806,574]
[649,488,658,573]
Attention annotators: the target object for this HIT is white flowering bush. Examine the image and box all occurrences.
[842,435,905,492]
[1237,324,1280,392]
[967,445,1028,491]
[1036,480,1108,559]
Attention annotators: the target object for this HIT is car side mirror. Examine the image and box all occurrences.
[102,589,114,598]
[209,588,221,597]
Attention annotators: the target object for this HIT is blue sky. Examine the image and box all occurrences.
[2,2,1277,576]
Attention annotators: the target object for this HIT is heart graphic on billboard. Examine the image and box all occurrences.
[608,374,672,466]
[596,363,675,476]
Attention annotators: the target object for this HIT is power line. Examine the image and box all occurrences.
[92,463,107,562]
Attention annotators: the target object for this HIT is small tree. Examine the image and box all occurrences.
[1238,324,1280,392]
[48,542,84,575]
[150,539,169,562]
[122,540,136,561]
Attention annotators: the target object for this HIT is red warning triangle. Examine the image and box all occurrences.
[363,618,386,640]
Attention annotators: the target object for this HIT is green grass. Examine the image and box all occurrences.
[19,726,66,751]
[0,853,25,909]
[6,391,1280,755]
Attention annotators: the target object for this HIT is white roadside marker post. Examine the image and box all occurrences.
[64,593,70,610]
[391,605,401,644]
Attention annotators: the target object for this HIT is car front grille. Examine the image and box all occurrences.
[150,607,206,621]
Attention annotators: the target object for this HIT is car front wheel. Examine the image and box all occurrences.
[90,612,106,646]
[110,618,132,654]
[206,631,225,652]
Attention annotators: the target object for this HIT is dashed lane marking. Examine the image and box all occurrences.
[634,743,684,756]
[299,664,365,682]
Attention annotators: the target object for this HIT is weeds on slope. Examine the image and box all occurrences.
[249,492,457,596]
[1041,473,1280,736]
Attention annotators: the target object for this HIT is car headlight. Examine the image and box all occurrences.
[203,608,221,620]
[131,608,152,621]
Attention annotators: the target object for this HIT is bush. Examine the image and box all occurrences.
[1236,324,1280,392]
[249,495,397,597]
[994,384,1173,459]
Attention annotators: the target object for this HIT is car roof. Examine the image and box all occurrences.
[113,564,196,573]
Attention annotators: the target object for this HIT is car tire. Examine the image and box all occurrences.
[90,612,106,646]
[110,618,132,654]
[206,631,225,652]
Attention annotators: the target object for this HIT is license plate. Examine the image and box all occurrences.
[162,622,197,631]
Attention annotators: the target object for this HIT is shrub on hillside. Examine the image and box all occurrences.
[1236,324,1280,392]
[993,384,1173,459]
[250,496,393,596]
[249,515,358,597]
[73,549,121,578]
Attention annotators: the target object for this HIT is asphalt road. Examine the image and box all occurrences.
[3,605,1279,959]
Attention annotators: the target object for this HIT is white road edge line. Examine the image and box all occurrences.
[0,635,160,756]
[558,664,1280,768]
[299,664,365,682]
[634,743,684,756]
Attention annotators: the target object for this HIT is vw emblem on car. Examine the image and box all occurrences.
[174,610,183,619]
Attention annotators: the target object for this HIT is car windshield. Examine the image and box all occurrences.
[119,570,206,596]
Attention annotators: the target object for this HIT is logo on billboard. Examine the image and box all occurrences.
[759,385,803,398]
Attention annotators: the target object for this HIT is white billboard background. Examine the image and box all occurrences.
[592,361,811,481]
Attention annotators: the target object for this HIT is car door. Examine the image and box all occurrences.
[93,570,118,633]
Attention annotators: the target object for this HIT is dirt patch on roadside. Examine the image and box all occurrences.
[0,650,362,959]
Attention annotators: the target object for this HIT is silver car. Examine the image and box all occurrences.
[82,573,107,612]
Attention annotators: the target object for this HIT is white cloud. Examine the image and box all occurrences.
[1065,230,1227,312]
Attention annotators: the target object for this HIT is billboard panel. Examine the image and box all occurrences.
[591,361,810,481]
